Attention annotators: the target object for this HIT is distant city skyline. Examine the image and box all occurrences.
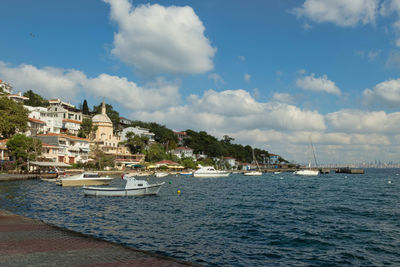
[1,0,400,164]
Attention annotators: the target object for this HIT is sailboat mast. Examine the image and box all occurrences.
[310,138,318,168]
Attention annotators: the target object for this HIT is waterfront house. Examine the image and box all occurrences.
[223,157,238,169]
[170,146,194,159]
[173,131,187,146]
[36,133,89,164]
[120,126,155,143]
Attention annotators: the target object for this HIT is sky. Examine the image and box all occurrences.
[2,0,400,164]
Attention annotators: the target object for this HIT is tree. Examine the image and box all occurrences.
[81,99,89,115]
[0,97,29,138]
[181,157,197,169]
[145,143,165,162]
[23,90,49,107]
[89,145,114,170]
[6,134,42,162]
[92,102,120,132]
[123,132,149,154]
[78,118,96,138]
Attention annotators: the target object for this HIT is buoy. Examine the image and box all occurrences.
[177,190,181,194]
[169,181,172,184]
[388,180,392,184]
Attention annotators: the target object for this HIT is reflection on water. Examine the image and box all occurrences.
[1,169,400,266]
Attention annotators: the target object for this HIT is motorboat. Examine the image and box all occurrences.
[83,174,165,197]
[180,171,193,176]
[193,165,230,178]
[57,172,114,187]
[155,172,168,178]
[243,170,263,176]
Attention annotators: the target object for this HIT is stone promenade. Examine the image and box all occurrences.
[0,210,197,266]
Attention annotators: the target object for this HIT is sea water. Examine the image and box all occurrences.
[0,169,399,266]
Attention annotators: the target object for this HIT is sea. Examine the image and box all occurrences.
[0,169,399,266]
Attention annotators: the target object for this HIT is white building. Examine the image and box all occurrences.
[36,133,89,164]
[171,147,194,159]
[120,126,155,142]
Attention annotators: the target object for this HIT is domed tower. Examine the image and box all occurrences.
[91,100,119,152]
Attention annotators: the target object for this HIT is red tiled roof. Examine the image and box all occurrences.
[29,118,46,124]
[42,143,59,148]
[62,119,81,124]
[174,131,187,135]
[37,133,89,141]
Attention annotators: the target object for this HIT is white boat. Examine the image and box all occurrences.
[57,172,114,187]
[243,170,263,176]
[295,138,319,177]
[243,148,263,176]
[294,168,319,176]
[83,174,165,197]
[193,165,230,178]
[155,172,168,178]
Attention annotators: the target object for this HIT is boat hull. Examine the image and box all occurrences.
[193,173,230,178]
[294,170,319,176]
[243,171,263,176]
[83,183,164,196]
[60,178,113,187]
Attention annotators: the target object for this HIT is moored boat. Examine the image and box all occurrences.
[83,174,165,197]
[155,172,168,178]
[193,165,230,178]
[57,172,113,187]
[243,170,263,176]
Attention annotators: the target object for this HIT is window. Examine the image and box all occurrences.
[63,114,66,118]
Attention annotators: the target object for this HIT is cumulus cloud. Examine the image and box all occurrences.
[0,61,180,112]
[208,73,225,86]
[272,92,295,104]
[104,0,216,75]
[296,73,341,95]
[363,78,400,107]
[293,0,379,27]
[326,109,400,134]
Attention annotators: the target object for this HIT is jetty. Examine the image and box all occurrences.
[0,210,197,266]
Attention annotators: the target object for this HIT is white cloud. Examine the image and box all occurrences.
[0,61,85,101]
[0,61,180,112]
[293,0,379,27]
[104,0,216,75]
[272,92,295,104]
[326,109,400,134]
[238,55,246,61]
[296,73,341,95]
[363,78,400,107]
[208,73,225,86]
[244,73,251,82]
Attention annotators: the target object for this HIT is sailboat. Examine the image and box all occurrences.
[294,138,319,176]
[244,149,263,176]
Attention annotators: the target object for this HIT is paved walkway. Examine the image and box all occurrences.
[0,210,197,266]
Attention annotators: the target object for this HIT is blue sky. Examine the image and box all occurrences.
[2,0,400,164]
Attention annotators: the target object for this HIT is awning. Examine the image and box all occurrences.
[167,165,185,169]
[29,161,71,167]
[147,165,157,169]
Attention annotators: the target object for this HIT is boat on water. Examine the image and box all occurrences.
[295,137,319,177]
[193,165,230,178]
[180,171,193,176]
[243,148,263,176]
[155,172,169,178]
[244,170,263,176]
[294,168,319,176]
[83,174,165,197]
[57,172,114,187]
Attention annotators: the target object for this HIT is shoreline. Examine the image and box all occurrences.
[0,209,199,266]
